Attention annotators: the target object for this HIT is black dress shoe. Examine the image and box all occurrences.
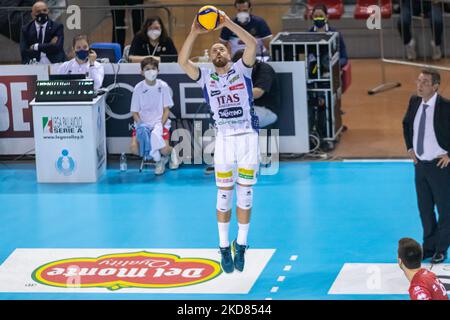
[431,252,447,264]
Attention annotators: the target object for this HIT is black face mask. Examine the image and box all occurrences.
[75,49,90,61]
[36,13,49,25]
[313,17,327,29]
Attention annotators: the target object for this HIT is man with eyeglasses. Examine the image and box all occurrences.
[402,68,450,264]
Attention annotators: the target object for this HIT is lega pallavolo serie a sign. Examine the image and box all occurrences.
[32,251,222,291]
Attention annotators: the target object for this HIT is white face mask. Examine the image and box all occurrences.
[236,12,250,24]
[144,69,158,82]
[147,29,161,40]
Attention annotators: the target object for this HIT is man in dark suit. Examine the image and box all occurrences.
[20,0,65,64]
[403,68,450,264]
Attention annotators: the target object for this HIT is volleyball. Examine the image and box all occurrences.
[196,5,222,30]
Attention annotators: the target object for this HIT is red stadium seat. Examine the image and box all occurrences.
[354,0,392,19]
[341,61,352,94]
[305,0,344,20]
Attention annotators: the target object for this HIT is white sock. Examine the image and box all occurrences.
[218,222,230,248]
[237,223,250,246]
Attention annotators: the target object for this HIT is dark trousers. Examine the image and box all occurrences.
[397,0,443,46]
[109,0,144,53]
[415,159,450,254]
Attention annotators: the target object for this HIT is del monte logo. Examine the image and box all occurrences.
[32,251,222,291]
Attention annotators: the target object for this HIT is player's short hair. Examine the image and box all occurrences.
[421,68,440,85]
[398,238,422,269]
[312,3,328,15]
[211,42,228,52]
[141,56,159,70]
[234,0,251,8]
[33,0,48,7]
[72,34,89,47]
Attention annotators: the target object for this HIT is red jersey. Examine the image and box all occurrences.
[409,268,448,300]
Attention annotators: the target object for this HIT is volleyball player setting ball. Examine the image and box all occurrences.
[178,6,260,273]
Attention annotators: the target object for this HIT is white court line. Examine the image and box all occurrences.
[290,255,298,261]
[277,276,285,282]
[283,265,292,271]
[270,287,279,293]
[343,159,412,163]
[265,298,273,300]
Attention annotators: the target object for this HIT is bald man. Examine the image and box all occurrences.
[20,1,65,64]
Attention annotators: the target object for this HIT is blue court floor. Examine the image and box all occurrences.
[0,160,425,300]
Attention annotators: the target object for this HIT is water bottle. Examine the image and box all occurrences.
[120,153,127,172]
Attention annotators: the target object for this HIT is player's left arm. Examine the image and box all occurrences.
[220,12,257,67]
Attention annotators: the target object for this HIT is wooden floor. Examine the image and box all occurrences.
[334,59,450,158]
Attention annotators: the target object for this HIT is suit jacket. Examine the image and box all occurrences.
[20,19,66,64]
[402,94,450,157]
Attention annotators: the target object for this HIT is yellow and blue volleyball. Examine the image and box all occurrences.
[197,5,221,30]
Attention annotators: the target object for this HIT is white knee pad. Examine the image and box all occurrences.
[217,189,233,213]
[236,184,253,210]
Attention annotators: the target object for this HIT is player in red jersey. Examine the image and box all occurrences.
[398,238,448,300]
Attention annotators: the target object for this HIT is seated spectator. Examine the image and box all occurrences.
[128,17,177,63]
[308,3,348,68]
[20,0,65,64]
[232,49,278,128]
[398,238,448,300]
[397,0,443,60]
[56,35,104,90]
[220,0,272,60]
[130,57,179,175]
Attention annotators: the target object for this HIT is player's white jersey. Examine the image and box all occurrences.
[197,59,259,136]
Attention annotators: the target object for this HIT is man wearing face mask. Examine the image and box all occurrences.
[56,35,104,90]
[20,0,65,64]
[219,0,272,59]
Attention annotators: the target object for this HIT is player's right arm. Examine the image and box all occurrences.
[178,19,208,81]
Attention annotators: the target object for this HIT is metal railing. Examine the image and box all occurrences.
[370,0,450,95]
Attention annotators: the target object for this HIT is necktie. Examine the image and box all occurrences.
[416,104,429,156]
[37,26,43,44]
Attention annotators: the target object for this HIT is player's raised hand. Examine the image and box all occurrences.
[217,11,231,29]
[190,17,209,35]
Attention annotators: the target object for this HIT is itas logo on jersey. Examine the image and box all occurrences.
[216,93,240,106]
[229,83,245,91]
[218,107,243,119]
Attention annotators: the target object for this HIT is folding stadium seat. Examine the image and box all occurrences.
[354,0,392,19]
[90,43,122,63]
[305,0,344,19]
